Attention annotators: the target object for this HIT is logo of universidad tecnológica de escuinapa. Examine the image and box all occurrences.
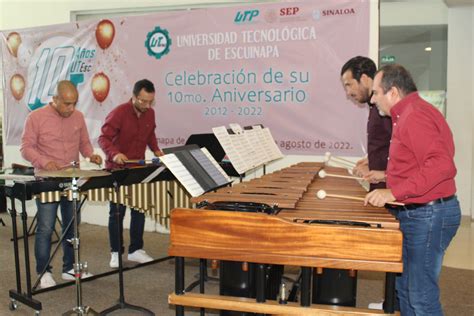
[145,26,171,59]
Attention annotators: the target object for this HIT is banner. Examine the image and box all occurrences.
[1,0,371,155]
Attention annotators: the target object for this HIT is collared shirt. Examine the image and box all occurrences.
[98,99,160,169]
[387,92,456,203]
[20,104,94,171]
[367,103,392,190]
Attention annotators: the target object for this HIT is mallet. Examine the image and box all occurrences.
[316,189,404,206]
[318,169,364,181]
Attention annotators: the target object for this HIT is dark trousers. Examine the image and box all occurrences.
[108,202,145,254]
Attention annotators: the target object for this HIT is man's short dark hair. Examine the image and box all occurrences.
[133,79,155,96]
[378,64,417,97]
[340,56,377,81]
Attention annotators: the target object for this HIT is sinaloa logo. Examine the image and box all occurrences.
[145,26,171,59]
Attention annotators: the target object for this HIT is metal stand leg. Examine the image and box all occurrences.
[11,212,61,243]
[100,181,154,316]
[63,176,98,316]
[300,267,312,307]
[175,257,185,316]
[383,272,397,314]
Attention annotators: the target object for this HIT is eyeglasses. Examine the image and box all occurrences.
[135,97,155,106]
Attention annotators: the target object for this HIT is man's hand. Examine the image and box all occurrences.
[154,150,164,157]
[364,189,396,207]
[113,153,128,165]
[352,157,369,177]
[89,154,103,166]
[364,170,386,184]
[45,161,61,171]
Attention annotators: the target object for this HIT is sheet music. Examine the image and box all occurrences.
[213,125,283,173]
[260,127,284,161]
[229,123,243,134]
[243,126,271,165]
[159,154,205,197]
[190,148,231,186]
[212,126,249,174]
[229,132,260,169]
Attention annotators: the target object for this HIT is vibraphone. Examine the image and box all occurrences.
[32,166,192,229]
[5,165,192,313]
[168,162,402,315]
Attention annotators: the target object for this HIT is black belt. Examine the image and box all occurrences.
[390,195,455,211]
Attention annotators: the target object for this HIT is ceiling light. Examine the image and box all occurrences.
[425,47,432,52]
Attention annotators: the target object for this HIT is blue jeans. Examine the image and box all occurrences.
[394,197,461,316]
[108,202,145,254]
[35,197,76,274]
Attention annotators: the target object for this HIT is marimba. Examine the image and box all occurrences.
[168,162,402,315]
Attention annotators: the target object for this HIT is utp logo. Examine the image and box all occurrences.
[234,10,259,23]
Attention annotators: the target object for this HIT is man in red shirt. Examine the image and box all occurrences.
[365,64,461,316]
[21,80,102,288]
[99,79,163,268]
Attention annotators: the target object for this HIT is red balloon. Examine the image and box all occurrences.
[91,72,110,103]
[95,19,115,49]
[10,74,25,100]
[7,32,22,57]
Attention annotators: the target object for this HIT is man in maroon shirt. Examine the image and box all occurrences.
[340,56,392,190]
[365,64,461,316]
[99,79,163,268]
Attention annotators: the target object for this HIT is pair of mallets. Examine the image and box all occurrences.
[317,163,404,206]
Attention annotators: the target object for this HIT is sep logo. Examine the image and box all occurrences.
[234,10,259,23]
[280,7,300,16]
[145,26,171,59]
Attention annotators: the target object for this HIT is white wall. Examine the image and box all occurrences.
[446,6,474,219]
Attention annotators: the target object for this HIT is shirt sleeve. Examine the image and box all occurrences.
[20,113,49,169]
[78,113,94,158]
[390,112,456,200]
[147,126,160,153]
[98,110,121,159]
[146,110,161,153]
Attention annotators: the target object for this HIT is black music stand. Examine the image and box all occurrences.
[185,133,241,177]
[93,167,158,316]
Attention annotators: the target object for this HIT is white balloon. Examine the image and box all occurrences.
[17,40,33,68]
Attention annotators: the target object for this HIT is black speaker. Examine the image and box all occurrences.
[312,268,357,307]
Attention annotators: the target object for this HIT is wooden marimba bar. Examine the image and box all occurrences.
[169,162,402,315]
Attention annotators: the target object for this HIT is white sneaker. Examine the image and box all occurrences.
[39,272,56,289]
[61,269,94,281]
[127,249,153,264]
[368,301,384,310]
[110,252,119,268]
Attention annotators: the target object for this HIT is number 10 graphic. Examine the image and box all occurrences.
[27,46,76,111]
